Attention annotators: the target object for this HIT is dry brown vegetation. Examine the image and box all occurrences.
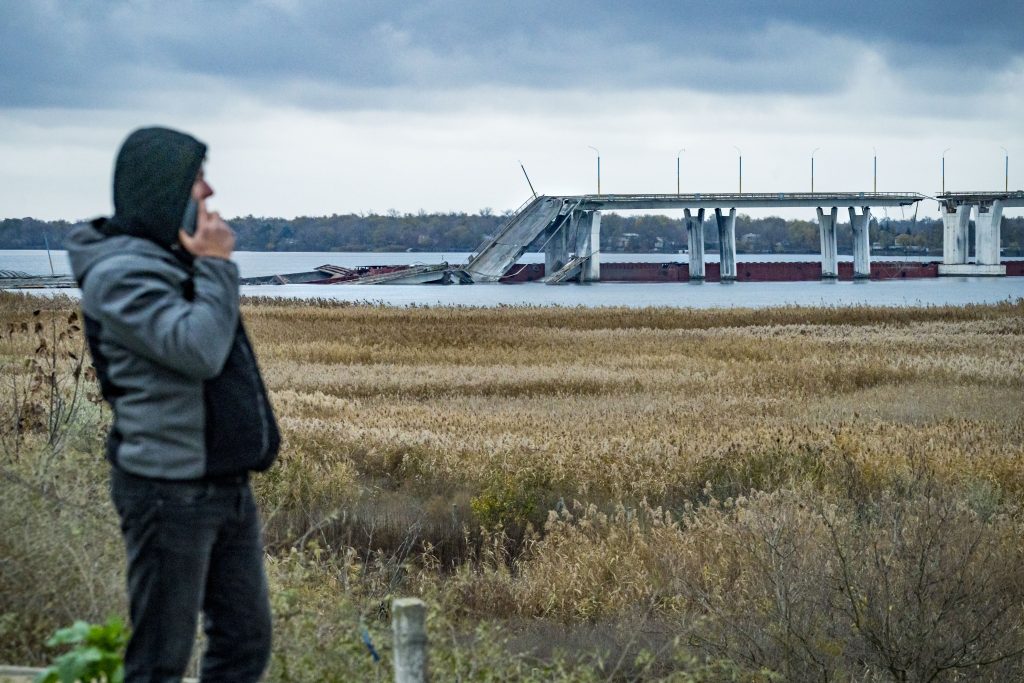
[2,291,1024,681]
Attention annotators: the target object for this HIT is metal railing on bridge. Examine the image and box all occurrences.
[577,191,926,209]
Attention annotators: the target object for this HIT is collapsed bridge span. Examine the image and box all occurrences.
[462,196,567,282]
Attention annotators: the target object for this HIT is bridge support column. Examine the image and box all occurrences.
[939,201,1006,275]
[942,204,971,265]
[572,210,601,282]
[848,207,872,279]
[685,208,705,280]
[817,207,838,278]
[975,200,1003,266]
[544,221,569,276]
[715,208,737,280]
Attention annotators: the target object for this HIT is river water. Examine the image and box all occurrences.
[4,250,1023,309]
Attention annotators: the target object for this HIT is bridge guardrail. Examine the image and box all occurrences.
[467,195,543,269]
[575,191,927,202]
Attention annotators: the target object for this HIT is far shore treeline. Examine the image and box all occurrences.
[4,211,1024,255]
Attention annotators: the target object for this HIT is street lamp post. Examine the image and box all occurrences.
[942,148,951,194]
[588,145,601,195]
[811,148,820,193]
[737,145,745,193]
[1002,146,1009,192]
[676,147,685,195]
[873,147,877,193]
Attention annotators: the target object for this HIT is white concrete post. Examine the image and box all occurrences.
[392,598,427,683]
[974,200,1003,265]
[715,208,737,280]
[569,209,599,282]
[848,206,872,279]
[684,208,705,279]
[817,207,839,278]
[942,204,971,265]
[544,221,568,275]
[584,211,601,281]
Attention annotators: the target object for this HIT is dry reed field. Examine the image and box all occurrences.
[2,291,1024,681]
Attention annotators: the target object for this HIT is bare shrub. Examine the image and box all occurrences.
[1,307,93,471]
[821,487,1024,680]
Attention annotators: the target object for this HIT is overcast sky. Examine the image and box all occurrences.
[2,0,1022,221]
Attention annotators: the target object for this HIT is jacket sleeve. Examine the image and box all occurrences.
[82,254,240,380]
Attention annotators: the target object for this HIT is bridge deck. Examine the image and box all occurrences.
[578,192,925,210]
[937,191,1024,208]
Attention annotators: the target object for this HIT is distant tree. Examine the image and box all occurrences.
[4,211,1010,254]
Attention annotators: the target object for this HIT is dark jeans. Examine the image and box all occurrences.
[111,468,272,683]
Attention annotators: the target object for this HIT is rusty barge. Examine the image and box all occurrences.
[236,258,1024,287]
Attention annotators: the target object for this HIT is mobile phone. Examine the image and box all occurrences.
[182,198,199,236]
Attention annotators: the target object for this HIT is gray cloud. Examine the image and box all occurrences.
[2,0,1022,109]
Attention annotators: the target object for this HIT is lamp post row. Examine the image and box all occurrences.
[579,147,1010,195]
[940,148,1009,193]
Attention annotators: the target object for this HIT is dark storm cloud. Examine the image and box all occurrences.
[2,0,1021,109]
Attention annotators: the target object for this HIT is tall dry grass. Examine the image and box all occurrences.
[2,291,1023,680]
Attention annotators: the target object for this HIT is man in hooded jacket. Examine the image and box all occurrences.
[67,126,280,682]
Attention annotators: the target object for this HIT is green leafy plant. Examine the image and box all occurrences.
[470,471,551,531]
[35,617,128,683]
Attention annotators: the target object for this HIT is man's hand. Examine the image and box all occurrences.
[179,199,235,260]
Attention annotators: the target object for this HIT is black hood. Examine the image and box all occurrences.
[108,127,207,250]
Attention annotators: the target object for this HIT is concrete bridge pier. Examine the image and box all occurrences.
[572,210,602,282]
[715,208,737,280]
[848,207,872,278]
[816,207,839,278]
[975,200,1003,266]
[544,220,570,275]
[685,208,705,279]
[942,204,971,265]
[938,200,1005,275]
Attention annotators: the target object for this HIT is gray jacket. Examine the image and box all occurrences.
[67,127,278,480]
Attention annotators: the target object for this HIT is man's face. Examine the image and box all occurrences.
[192,168,214,202]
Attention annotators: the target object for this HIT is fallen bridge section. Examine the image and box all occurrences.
[543,254,589,284]
[338,262,452,285]
[463,196,567,282]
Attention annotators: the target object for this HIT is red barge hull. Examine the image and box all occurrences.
[238,260,1024,286]
[499,260,1024,283]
